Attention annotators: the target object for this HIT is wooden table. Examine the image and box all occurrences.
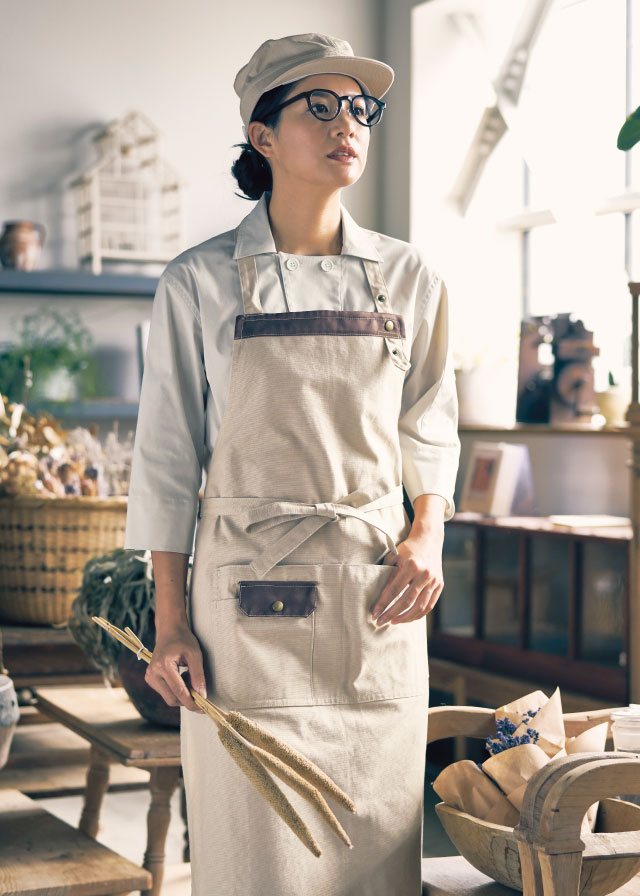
[33,684,183,896]
[0,788,152,896]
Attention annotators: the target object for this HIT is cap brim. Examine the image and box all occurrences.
[263,55,394,101]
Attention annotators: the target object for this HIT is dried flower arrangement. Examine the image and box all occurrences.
[0,393,133,497]
[433,688,609,828]
[485,708,540,755]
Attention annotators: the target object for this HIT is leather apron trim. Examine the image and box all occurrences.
[235,254,411,371]
[234,309,406,340]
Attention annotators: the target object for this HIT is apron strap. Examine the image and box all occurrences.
[200,483,405,578]
[362,259,412,372]
[237,255,263,315]
[236,253,411,371]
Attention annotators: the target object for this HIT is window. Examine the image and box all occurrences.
[411,0,633,394]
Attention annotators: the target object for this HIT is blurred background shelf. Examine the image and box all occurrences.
[0,269,158,297]
[458,422,631,436]
[29,399,140,420]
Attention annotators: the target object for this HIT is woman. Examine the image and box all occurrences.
[124,32,460,896]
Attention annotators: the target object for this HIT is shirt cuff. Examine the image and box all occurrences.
[124,494,199,554]
[401,449,458,522]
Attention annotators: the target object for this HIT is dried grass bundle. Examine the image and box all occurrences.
[92,616,357,858]
[227,711,356,813]
[217,725,322,857]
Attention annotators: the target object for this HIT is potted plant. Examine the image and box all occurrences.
[0,307,108,405]
[68,547,193,729]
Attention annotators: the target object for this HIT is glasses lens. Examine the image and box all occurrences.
[354,95,382,125]
[308,90,382,126]
[309,90,340,120]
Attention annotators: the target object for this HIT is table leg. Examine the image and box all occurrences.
[79,744,111,837]
[142,765,181,896]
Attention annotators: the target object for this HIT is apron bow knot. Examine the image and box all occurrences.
[313,502,339,521]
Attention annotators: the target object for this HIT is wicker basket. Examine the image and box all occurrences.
[0,494,128,625]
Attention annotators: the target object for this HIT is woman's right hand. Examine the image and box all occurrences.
[144,624,207,713]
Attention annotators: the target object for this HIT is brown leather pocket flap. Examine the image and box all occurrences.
[237,581,317,617]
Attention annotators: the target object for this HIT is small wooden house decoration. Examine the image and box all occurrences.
[70,109,184,274]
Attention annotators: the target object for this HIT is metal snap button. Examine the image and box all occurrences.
[286,258,299,271]
[271,600,284,612]
[384,320,395,331]
[321,258,334,271]
[377,294,386,302]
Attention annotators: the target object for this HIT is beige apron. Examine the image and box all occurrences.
[181,251,430,895]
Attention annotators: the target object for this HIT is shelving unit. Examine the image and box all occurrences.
[458,422,631,437]
[434,513,630,702]
[0,269,158,298]
[27,399,140,420]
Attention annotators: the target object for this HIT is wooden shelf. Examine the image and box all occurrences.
[450,511,632,540]
[0,269,158,297]
[458,422,631,437]
[28,399,140,420]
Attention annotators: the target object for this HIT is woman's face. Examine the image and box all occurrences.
[250,73,371,194]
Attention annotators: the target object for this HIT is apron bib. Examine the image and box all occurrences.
[181,251,430,896]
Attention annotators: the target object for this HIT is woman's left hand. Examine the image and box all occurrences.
[369,528,445,625]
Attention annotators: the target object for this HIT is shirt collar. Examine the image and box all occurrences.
[232,191,381,262]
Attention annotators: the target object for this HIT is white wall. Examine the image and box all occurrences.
[1,0,386,270]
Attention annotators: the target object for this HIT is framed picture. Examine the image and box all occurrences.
[459,441,537,516]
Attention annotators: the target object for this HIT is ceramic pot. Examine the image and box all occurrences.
[0,221,46,270]
[0,675,20,770]
[595,385,631,425]
[117,623,181,728]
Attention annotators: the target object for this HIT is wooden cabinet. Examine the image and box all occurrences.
[431,513,630,703]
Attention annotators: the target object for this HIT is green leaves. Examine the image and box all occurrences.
[617,104,640,150]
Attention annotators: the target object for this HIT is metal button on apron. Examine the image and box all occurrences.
[271,600,284,612]
[320,258,334,271]
[384,319,395,331]
[285,258,299,271]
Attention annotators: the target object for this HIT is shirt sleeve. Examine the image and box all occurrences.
[124,268,207,553]
[398,269,461,522]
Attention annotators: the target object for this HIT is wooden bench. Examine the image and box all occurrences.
[0,789,152,896]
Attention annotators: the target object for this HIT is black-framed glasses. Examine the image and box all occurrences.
[269,89,386,127]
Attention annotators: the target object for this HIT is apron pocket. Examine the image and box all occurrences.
[210,565,316,709]
[209,562,429,709]
[311,562,430,704]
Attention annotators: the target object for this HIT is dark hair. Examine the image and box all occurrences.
[231,82,300,201]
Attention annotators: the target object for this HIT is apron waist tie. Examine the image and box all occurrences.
[200,483,405,577]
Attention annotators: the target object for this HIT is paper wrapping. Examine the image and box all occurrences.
[433,690,609,831]
[432,760,521,827]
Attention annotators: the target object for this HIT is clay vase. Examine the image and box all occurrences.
[0,221,46,270]
[117,623,181,729]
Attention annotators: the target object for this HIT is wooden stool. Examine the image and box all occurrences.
[0,789,152,895]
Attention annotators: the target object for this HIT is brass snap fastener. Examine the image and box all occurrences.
[384,320,394,331]
[271,600,284,612]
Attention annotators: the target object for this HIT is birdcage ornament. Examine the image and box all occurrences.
[70,109,185,275]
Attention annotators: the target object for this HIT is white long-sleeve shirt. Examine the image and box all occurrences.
[124,191,460,553]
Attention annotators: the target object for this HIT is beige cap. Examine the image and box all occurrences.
[234,32,394,140]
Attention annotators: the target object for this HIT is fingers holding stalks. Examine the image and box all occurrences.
[143,626,207,713]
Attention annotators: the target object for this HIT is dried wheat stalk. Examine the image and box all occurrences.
[91,616,356,857]
[226,710,356,813]
[217,724,322,857]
